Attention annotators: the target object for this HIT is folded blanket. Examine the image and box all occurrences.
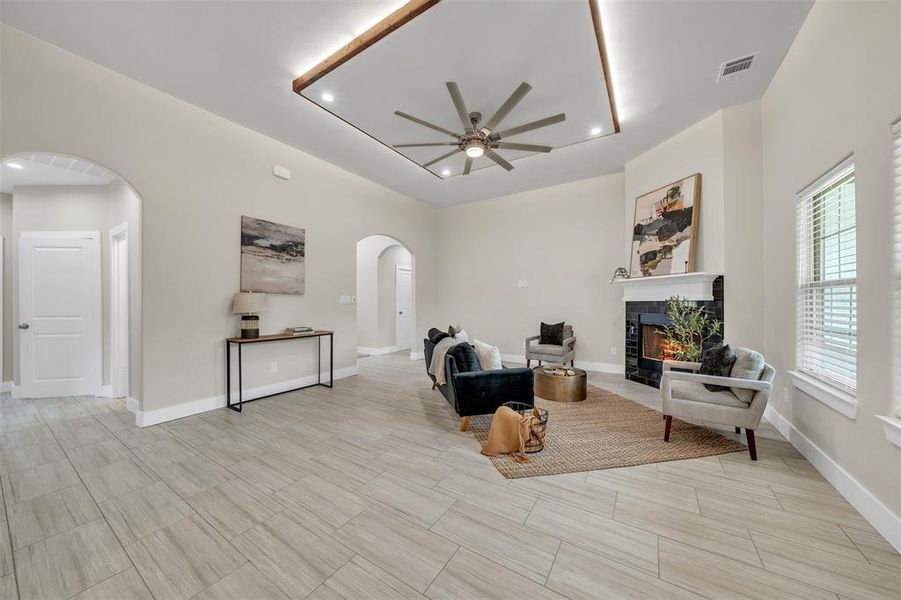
[428,336,463,385]
[480,405,531,463]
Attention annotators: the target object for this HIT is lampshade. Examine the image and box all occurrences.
[232,292,268,314]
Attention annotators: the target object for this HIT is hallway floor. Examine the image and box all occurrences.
[0,353,898,599]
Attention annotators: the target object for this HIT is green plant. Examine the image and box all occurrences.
[659,296,722,362]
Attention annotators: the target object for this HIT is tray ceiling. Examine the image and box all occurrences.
[296,0,617,179]
[0,1,813,206]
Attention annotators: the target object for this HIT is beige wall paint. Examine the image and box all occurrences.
[761,1,900,515]
[435,173,625,369]
[0,26,438,415]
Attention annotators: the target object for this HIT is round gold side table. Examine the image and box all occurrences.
[533,366,587,402]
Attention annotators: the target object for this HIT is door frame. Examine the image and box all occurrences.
[15,230,102,398]
[110,222,129,399]
[395,264,413,351]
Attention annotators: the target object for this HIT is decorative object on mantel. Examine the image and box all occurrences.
[629,173,701,278]
[241,215,306,294]
[232,292,268,339]
[659,295,722,362]
[609,266,629,283]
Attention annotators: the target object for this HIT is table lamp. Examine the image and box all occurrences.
[232,292,268,338]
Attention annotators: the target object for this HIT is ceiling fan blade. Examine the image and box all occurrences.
[484,149,514,171]
[446,82,473,132]
[483,82,532,131]
[492,142,553,153]
[423,147,462,168]
[463,157,473,175]
[393,142,458,148]
[394,111,459,139]
[495,113,566,139]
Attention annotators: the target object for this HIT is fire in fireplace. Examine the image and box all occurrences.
[642,325,700,362]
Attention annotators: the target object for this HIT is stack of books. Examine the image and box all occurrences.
[285,326,313,335]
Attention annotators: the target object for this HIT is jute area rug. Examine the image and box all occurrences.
[469,384,744,479]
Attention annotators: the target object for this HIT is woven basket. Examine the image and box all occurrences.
[504,402,549,453]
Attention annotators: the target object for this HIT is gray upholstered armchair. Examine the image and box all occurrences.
[660,354,775,460]
[525,325,575,368]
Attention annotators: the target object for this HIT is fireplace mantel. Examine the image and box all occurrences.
[612,272,723,302]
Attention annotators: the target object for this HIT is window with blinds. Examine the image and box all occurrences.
[796,158,857,394]
[894,121,901,417]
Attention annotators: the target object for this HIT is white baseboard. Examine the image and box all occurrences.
[0,381,11,393]
[124,397,139,414]
[764,405,901,553]
[357,345,409,356]
[136,366,359,428]
[500,354,623,374]
[99,385,113,398]
[410,351,424,361]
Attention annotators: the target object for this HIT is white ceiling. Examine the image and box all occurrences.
[1,153,117,193]
[301,0,616,178]
[0,1,812,206]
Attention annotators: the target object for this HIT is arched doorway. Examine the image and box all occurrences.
[355,235,415,359]
[1,152,142,409]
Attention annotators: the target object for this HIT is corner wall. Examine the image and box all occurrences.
[0,25,438,420]
[760,0,900,528]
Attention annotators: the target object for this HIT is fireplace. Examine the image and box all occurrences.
[624,276,724,388]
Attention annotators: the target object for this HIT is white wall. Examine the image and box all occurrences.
[761,0,900,519]
[0,193,11,384]
[623,102,765,352]
[435,173,625,370]
[355,234,411,350]
[0,26,438,421]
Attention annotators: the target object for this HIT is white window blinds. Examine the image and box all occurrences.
[796,158,857,394]
[893,121,901,417]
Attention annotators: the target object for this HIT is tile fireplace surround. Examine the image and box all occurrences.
[624,276,724,388]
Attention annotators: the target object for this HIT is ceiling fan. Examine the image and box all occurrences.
[392,81,565,175]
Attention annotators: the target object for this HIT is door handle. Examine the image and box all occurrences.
[17,323,29,330]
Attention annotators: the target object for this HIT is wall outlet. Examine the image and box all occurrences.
[272,164,291,180]
[516,280,529,288]
[269,361,278,373]
[339,295,356,305]
[610,346,618,356]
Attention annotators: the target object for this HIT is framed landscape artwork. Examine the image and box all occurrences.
[629,173,701,278]
[240,216,305,294]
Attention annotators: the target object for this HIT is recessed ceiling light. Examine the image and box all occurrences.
[320,92,334,103]
[5,162,23,170]
[590,126,602,136]
[441,169,451,177]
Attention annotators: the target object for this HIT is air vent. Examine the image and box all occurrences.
[717,52,758,81]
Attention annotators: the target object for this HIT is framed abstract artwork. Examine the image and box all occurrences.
[240,216,305,294]
[629,173,701,278]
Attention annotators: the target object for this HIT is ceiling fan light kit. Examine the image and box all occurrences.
[392,81,565,176]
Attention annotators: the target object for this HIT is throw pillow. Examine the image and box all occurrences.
[730,348,765,404]
[540,322,565,345]
[427,328,449,345]
[698,343,736,392]
[473,339,503,371]
[448,324,463,337]
[447,343,482,373]
[453,329,470,343]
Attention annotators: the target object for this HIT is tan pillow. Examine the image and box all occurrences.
[730,348,765,404]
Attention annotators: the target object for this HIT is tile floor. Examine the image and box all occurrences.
[0,352,898,599]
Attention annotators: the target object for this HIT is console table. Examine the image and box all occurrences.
[225,330,334,413]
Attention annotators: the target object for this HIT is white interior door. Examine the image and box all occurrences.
[17,232,101,398]
[395,265,413,350]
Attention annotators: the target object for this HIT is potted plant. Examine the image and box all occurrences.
[659,296,722,362]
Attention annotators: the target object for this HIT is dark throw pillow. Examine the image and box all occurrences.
[447,343,482,373]
[540,322,565,346]
[427,328,449,345]
[699,343,737,392]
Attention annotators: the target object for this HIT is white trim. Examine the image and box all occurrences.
[357,345,404,356]
[789,370,858,419]
[764,405,901,553]
[135,366,359,427]
[99,385,113,398]
[124,397,139,415]
[796,155,855,199]
[876,415,901,450]
[611,272,722,302]
[0,381,10,393]
[500,353,623,374]
[409,351,424,361]
[109,222,129,399]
